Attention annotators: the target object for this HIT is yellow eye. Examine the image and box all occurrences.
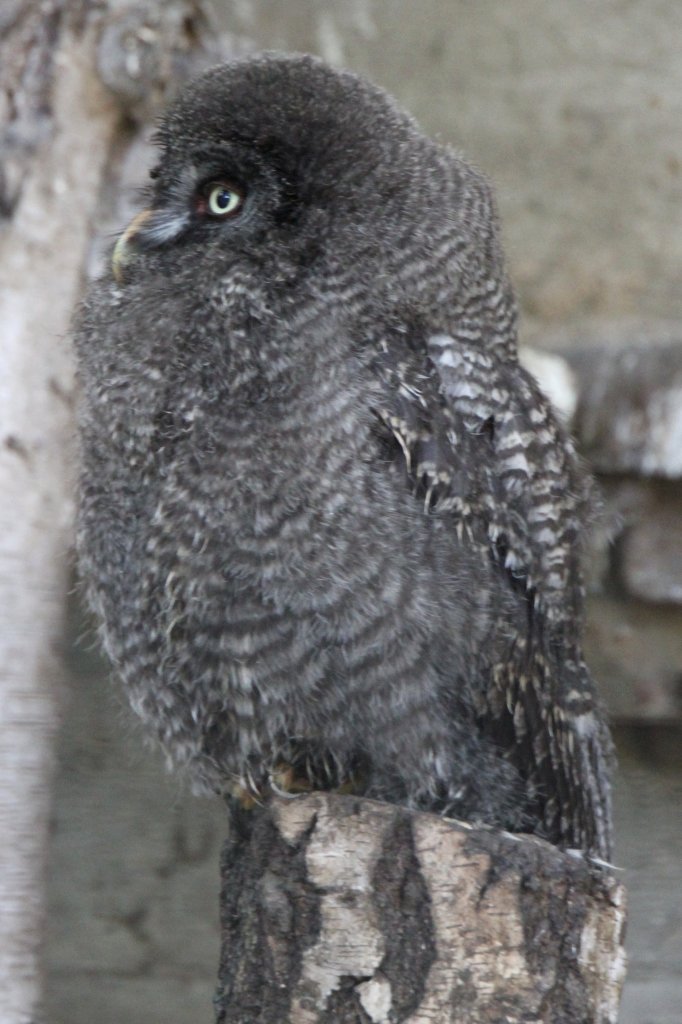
[204,182,244,218]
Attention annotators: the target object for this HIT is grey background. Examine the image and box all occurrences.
[45,3,682,1022]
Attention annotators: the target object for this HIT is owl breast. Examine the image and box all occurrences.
[78,293,473,798]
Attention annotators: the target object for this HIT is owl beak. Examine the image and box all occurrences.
[112,207,191,283]
[112,209,154,284]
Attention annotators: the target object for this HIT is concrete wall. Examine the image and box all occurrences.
[211,0,682,330]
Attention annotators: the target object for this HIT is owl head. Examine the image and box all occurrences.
[111,52,503,329]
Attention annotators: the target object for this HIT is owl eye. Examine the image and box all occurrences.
[201,181,245,218]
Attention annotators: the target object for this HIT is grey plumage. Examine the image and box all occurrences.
[74,53,613,857]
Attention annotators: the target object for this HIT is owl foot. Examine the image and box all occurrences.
[269,761,362,799]
[269,762,314,798]
[229,783,263,809]
[228,746,367,809]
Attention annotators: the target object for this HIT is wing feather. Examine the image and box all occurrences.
[371,330,613,858]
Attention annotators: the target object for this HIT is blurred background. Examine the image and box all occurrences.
[10,2,677,1022]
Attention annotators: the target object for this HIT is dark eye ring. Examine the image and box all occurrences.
[200,181,245,218]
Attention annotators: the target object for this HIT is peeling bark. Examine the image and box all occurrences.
[217,794,626,1024]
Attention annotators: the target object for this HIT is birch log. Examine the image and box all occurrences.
[216,793,626,1024]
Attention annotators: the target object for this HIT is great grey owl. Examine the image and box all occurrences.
[74,52,613,858]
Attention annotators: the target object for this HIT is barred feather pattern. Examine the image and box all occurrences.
[74,53,612,858]
[372,328,612,855]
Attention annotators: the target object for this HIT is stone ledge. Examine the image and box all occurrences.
[526,322,682,478]
[585,595,682,721]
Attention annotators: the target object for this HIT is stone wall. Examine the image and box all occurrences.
[527,324,682,725]
[523,324,682,1022]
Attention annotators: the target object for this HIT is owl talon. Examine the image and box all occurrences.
[231,786,261,810]
[228,775,264,809]
[269,762,314,797]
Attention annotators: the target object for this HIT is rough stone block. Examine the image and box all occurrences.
[538,323,682,477]
[584,478,682,604]
[620,491,682,604]
[613,725,682,1024]
[585,595,682,721]
[518,345,578,423]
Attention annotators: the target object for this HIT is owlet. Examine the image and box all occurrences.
[74,53,613,858]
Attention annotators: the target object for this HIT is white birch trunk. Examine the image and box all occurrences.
[0,2,217,1018]
[0,7,121,1018]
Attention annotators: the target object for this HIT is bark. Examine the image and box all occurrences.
[216,794,626,1024]
[0,3,223,1020]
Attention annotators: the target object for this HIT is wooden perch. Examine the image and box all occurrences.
[216,793,626,1024]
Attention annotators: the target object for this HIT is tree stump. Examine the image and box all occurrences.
[216,793,626,1024]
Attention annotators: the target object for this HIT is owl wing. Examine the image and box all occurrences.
[371,330,613,859]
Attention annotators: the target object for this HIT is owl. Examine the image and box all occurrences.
[74,53,613,858]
